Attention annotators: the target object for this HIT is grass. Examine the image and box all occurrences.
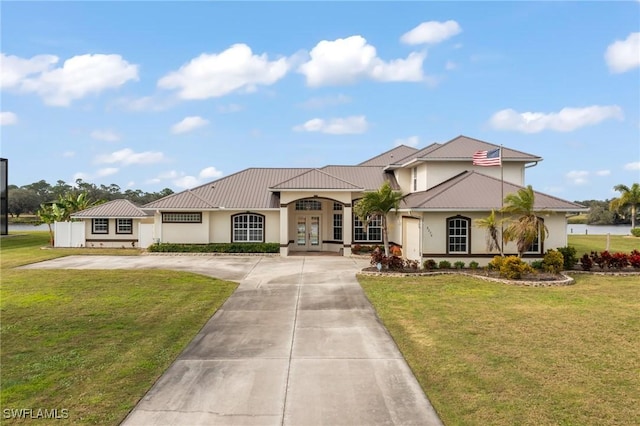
[359,273,640,425]
[0,232,238,424]
[567,234,639,258]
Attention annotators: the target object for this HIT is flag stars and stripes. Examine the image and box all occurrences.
[473,148,502,166]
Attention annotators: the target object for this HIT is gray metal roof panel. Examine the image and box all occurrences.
[421,135,542,162]
[71,199,150,218]
[270,169,362,190]
[402,171,586,211]
[357,145,419,166]
[320,166,401,191]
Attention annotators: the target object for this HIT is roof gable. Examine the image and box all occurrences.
[421,135,542,162]
[402,171,586,211]
[270,168,362,190]
[71,199,150,218]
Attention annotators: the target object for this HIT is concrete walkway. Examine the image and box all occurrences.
[21,255,442,426]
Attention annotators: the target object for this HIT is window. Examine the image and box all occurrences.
[412,167,417,191]
[447,216,470,254]
[333,202,343,211]
[116,219,133,234]
[354,215,382,242]
[162,213,202,223]
[232,213,264,242]
[295,200,322,211]
[92,218,109,234]
[333,213,343,241]
[525,219,544,254]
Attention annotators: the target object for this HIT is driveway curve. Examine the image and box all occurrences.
[21,255,442,426]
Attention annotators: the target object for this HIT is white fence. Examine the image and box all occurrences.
[54,221,85,248]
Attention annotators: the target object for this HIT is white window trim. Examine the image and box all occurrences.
[92,218,109,234]
[232,213,264,243]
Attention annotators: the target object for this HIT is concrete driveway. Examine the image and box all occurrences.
[21,255,442,426]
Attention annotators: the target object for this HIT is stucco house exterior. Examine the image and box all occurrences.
[68,135,586,263]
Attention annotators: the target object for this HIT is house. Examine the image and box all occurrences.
[68,135,586,263]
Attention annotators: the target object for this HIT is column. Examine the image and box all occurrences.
[343,204,352,256]
[279,204,289,256]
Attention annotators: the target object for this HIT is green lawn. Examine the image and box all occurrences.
[359,274,640,425]
[0,232,238,424]
[567,234,639,258]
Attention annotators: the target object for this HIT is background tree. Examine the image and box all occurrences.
[610,183,640,229]
[474,209,504,255]
[501,185,549,257]
[7,187,40,217]
[353,181,405,256]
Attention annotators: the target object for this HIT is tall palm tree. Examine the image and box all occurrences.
[501,185,548,258]
[474,209,504,256]
[610,183,640,229]
[353,181,405,256]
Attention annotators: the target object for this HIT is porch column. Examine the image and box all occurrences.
[343,203,352,256]
[279,204,289,256]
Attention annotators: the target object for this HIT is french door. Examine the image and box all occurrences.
[296,215,321,251]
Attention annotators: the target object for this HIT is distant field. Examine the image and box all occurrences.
[567,234,639,257]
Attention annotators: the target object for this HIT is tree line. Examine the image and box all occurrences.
[7,179,174,217]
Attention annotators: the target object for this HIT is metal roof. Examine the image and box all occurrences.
[71,199,150,218]
[402,171,587,211]
[270,169,363,190]
[390,143,441,165]
[357,145,419,166]
[320,166,400,190]
[419,135,542,162]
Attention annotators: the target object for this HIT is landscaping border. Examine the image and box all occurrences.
[357,270,576,287]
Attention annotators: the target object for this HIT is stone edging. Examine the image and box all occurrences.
[356,270,576,287]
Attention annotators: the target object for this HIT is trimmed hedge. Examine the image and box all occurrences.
[148,242,280,253]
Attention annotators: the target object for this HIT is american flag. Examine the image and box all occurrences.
[472,148,501,167]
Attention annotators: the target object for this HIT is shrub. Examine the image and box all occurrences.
[557,246,578,270]
[352,244,362,254]
[453,261,465,269]
[370,247,385,267]
[438,260,452,269]
[629,250,640,269]
[148,242,280,253]
[499,256,535,280]
[387,255,405,271]
[404,259,419,270]
[609,252,629,270]
[543,249,564,274]
[530,260,544,270]
[390,245,402,256]
[423,259,437,270]
[580,254,593,271]
[469,261,479,270]
[631,228,640,237]
[591,251,612,269]
[488,255,504,271]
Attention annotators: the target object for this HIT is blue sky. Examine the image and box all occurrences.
[1,1,639,202]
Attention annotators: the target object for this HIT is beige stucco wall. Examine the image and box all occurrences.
[394,168,411,194]
[161,213,210,244]
[425,162,525,190]
[208,210,280,243]
[82,218,141,247]
[280,191,352,205]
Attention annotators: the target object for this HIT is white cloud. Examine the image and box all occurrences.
[158,43,290,99]
[624,161,640,171]
[112,95,176,112]
[90,129,120,142]
[595,170,611,176]
[0,111,18,126]
[0,53,58,88]
[298,36,425,86]
[96,167,119,177]
[171,116,209,134]
[400,20,462,45]
[489,105,624,133]
[393,136,420,147]
[445,60,457,71]
[173,167,224,189]
[293,115,368,134]
[199,166,223,179]
[566,170,589,185]
[96,148,165,166]
[605,32,640,73]
[63,151,75,158]
[7,53,139,106]
[298,94,351,109]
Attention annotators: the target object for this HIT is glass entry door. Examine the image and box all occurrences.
[296,215,321,251]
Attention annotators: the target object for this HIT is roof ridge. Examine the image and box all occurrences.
[270,168,362,189]
[357,144,419,166]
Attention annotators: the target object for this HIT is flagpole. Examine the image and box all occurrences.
[500,145,504,255]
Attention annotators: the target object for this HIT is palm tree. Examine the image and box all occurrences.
[610,183,640,229]
[36,203,64,246]
[353,181,405,256]
[474,209,504,256]
[501,185,549,258]
[55,192,103,221]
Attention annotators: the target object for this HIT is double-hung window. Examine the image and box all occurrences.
[447,216,470,254]
[232,213,264,242]
[92,218,109,234]
[354,215,382,243]
[116,219,133,234]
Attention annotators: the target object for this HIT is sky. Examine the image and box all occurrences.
[1,1,639,202]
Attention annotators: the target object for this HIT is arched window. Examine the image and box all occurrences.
[232,213,264,242]
[447,216,470,254]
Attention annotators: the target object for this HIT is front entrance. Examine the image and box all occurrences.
[296,215,321,251]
